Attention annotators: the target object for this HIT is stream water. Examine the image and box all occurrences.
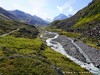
[41,31,100,75]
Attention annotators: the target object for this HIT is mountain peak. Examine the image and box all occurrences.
[53,13,67,21]
[10,10,27,15]
[59,13,66,16]
[0,7,17,20]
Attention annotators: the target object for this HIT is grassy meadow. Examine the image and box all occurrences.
[0,30,92,75]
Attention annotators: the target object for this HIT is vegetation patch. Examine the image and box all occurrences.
[73,14,100,28]
[0,33,92,75]
[10,25,39,38]
[43,47,92,75]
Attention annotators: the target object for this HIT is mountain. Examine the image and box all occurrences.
[8,10,32,22]
[0,7,17,20]
[9,10,48,25]
[53,13,67,21]
[51,0,100,42]
[51,0,100,29]
[0,7,39,36]
[0,7,48,26]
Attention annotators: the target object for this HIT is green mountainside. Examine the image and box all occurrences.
[50,0,100,48]
[51,0,100,29]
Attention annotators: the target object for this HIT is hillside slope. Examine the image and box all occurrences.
[50,0,100,46]
[0,7,17,20]
[0,7,39,37]
[51,0,100,29]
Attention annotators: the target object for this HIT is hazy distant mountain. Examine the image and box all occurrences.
[0,7,17,20]
[0,7,48,26]
[9,10,32,22]
[53,13,67,21]
[9,10,48,25]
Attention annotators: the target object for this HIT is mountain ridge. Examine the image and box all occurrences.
[0,7,48,26]
[0,7,17,20]
[9,10,48,26]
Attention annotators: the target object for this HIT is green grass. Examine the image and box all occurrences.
[10,25,39,38]
[0,57,57,75]
[0,36,57,75]
[46,27,81,38]
[73,14,100,28]
[43,47,92,75]
[0,36,42,56]
[80,37,100,50]
[60,31,80,38]
[0,17,21,35]
[0,35,93,75]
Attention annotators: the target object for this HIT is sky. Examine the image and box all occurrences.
[0,0,92,20]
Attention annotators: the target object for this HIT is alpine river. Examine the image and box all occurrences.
[41,31,100,75]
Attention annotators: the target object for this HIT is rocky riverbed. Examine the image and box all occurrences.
[42,31,100,75]
[52,35,87,63]
[75,41,100,68]
[53,35,100,68]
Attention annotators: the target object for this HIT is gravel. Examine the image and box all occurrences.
[75,41,100,68]
[53,35,100,68]
[44,31,100,68]
[52,35,87,63]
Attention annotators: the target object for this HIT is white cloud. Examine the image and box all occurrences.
[28,0,50,19]
[31,7,48,19]
[0,2,7,9]
[13,4,20,9]
[57,6,63,13]
[57,0,76,14]
[68,7,73,12]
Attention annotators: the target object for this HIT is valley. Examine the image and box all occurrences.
[0,0,100,75]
